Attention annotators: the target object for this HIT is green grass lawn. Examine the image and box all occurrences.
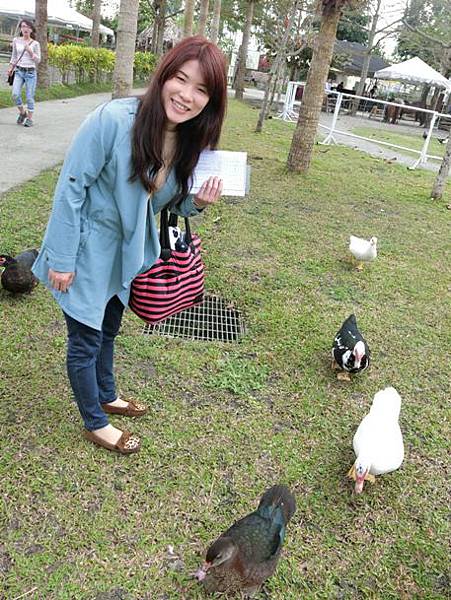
[0,80,147,109]
[351,126,446,158]
[0,81,113,109]
[0,100,450,599]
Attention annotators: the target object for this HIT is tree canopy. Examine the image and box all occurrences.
[396,0,451,75]
[336,10,370,44]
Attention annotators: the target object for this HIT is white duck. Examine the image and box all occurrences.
[348,387,404,494]
[349,235,377,270]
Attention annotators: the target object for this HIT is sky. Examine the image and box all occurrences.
[377,0,409,58]
[67,0,119,18]
[100,0,120,18]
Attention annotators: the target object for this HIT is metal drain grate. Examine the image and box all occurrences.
[142,293,246,342]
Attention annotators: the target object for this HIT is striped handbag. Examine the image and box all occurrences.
[129,208,205,324]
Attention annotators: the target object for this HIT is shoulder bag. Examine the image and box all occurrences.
[129,208,205,324]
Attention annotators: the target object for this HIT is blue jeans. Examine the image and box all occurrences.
[63,296,125,431]
[12,68,37,112]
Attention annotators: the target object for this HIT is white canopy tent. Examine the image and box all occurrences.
[375,57,451,90]
[0,0,114,37]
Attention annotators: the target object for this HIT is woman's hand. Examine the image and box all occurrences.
[193,176,223,209]
[7,65,13,75]
[48,269,75,292]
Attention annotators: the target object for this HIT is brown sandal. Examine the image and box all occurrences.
[102,397,148,417]
[83,429,141,454]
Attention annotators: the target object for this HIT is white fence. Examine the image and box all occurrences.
[278,82,449,170]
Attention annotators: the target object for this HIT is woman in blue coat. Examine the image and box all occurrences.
[33,36,227,454]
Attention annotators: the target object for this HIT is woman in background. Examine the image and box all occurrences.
[7,19,41,127]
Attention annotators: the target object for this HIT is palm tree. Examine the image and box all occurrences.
[198,0,210,35]
[183,0,195,37]
[91,0,102,48]
[35,0,49,88]
[234,0,255,100]
[113,0,139,98]
[210,0,222,43]
[287,0,355,172]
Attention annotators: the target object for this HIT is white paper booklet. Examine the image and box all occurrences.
[190,150,248,197]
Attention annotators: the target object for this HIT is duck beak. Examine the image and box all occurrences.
[194,562,211,581]
[355,479,364,494]
[353,349,364,369]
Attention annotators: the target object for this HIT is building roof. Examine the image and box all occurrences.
[334,40,390,78]
[0,0,114,37]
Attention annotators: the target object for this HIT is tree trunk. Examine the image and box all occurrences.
[151,1,159,52]
[270,63,287,112]
[91,0,102,48]
[198,0,210,36]
[268,66,281,112]
[351,0,381,115]
[210,0,222,43]
[234,0,254,100]
[419,83,431,127]
[256,0,301,132]
[430,87,441,110]
[35,0,49,88]
[112,0,139,99]
[155,0,166,55]
[183,0,195,37]
[431,136,451,199]
[287,7,342,173]
[420,83,430,106]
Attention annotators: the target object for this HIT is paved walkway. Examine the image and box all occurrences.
[0,86,445,195]
[0,92,115,194]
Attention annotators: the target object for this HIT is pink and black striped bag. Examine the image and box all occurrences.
[129,208,205,324]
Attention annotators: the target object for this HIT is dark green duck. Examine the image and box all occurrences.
[195,485,296,596]
[0,249,38,294]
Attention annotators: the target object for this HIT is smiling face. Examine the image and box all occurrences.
[161,59,210,126]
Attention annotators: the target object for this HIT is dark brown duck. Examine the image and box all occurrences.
[195,485,296,596]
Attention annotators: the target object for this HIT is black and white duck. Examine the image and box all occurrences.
[195,485,296,596]
[0,249,39,294]
[332,314,370,381]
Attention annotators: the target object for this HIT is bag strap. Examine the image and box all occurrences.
[159,208,193,260]
[12,41,29,69]
[159,207,172,261]
[168,212,193,244]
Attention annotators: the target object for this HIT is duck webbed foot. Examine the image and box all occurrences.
[337,371,352,382]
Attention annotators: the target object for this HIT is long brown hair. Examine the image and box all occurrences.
[18,19,37,40]
[130,36,227,202]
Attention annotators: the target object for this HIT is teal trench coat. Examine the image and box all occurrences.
[32,97,202,330]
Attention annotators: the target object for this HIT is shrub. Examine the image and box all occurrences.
[48,45,115,84]
[48,45,156,84]
[134,51,157,81]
